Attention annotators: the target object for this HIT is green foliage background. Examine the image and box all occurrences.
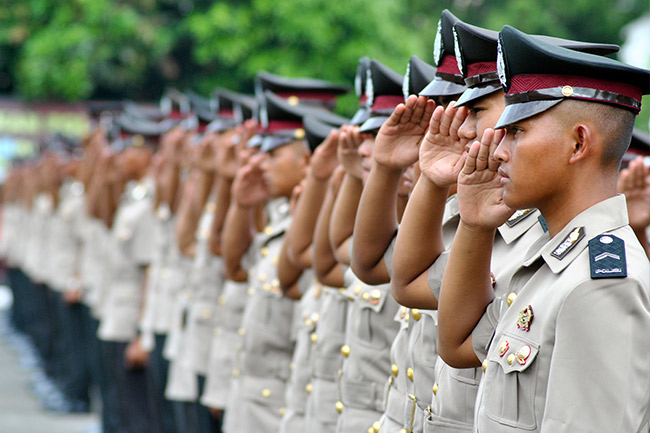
[1,0,648,129]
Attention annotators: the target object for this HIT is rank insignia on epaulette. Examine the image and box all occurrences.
[517,305,534,332]
[589,234,627,279]
[551,226,585,260]
[505,208,534,227]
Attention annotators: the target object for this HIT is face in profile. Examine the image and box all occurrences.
[262,141,309,198]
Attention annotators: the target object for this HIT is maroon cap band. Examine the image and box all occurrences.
[265,120,303,133]
[276,92,338,102]
[507,74,643,112]
[372,95,404,111]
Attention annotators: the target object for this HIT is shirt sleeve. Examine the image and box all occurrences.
[382,235,398,278]
[427,250,451,301]
[132,206,157,266]
[471,297,504,361]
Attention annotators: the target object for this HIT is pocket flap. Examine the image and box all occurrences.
[489,332,539,374]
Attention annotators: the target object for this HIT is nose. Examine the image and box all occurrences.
[494,136,509,163]
[458,115,477,142]
[358,137,374,158]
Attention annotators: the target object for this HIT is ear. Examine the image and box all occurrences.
[567,124,591,165]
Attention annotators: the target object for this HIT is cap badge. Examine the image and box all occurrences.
[402,62,411,101]
[294,128,305,140]
[287,96,300,106]
[433,18,444,65]
[453,28,464,76]
[496,38,507,89]
[561,86,574,97]
[365,69,374,108]
[517,305,534,332]
[551,226,585,260]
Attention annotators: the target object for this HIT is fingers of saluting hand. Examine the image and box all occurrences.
[449,106,468,142]
[488,129,505,172]
[474,128,494,171]
[427,106,445,136]
[383,102,407,129]
[438,101,458,137]
[462,140,481,175]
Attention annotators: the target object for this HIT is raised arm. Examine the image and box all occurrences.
[330,126,364,266]
[617,156,650,258]
[287,129,340,269]
[437,129,513,368]
[313,167,346,287]
[222,153,270,282]
[352,95,434,284]
[391,103,468,308]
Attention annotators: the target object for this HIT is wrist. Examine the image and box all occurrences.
[421,175,451,197]
[374,160,406,177]
[458,218,498,236]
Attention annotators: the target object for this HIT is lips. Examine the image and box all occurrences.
[498,167,509,182]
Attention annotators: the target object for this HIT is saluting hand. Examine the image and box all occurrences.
[309,129,340,181]
[458,128,514,230]
[233,153,270,208]
[374,95,435,170]
[419,102,469,188]
[618,156,650,233]
[337,125,364,180]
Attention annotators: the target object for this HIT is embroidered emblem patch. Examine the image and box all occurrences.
[517,305,534,332]
[505,208,534,227]
[589,234,627,279]
[551,226,585,260]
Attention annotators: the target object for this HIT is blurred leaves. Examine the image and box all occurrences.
[0,0,648,126]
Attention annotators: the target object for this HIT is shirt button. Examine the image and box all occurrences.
[411,308,421,320]
[507,292,517,306]
[482,358,488,372]
[432,383,438,395]
[407,367,414,381]
[391,364,399,377]
[341,345,351,357]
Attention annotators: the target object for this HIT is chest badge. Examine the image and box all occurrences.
[517,305,534,332]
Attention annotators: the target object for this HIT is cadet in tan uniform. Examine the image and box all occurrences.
[350,53,443,433]
[200,97,259,418]
[328,58,405,433]
[437,25,650,432]
[221,76,349,433]
[276,116,345,433]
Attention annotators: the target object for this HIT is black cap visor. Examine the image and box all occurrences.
[455,83,502,107]
[495,99,563,129]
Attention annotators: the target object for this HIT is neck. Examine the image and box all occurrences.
[540,175,617,238]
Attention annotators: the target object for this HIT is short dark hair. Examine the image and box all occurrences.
[555,100,635,170]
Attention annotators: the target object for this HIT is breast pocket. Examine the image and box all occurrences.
[483,331,540,430]
[353,288,399,350]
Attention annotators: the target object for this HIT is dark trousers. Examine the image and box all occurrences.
[96,330,121,433]
[54,294,91,406]
[147,333,176,433]
[111,341,156,433]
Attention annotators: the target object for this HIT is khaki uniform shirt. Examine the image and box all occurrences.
[223,198,294,433]
[426,208,546,433]
[304,280,349,433]
[97,179,156,342]
[472,195,650,433]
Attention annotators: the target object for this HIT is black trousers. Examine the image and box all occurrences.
[147,333,176,433]
[111,341,156,433]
